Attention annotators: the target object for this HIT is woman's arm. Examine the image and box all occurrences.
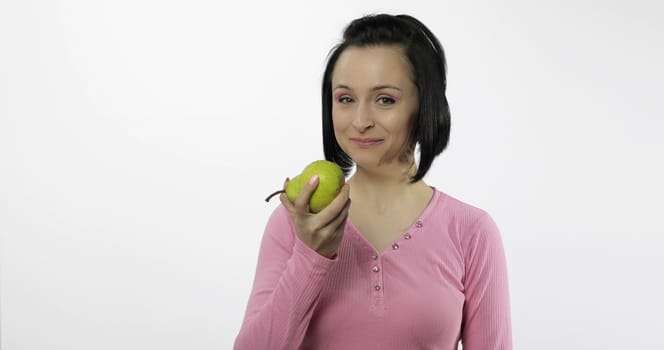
[234,205,336,350]
[460,213,513,350]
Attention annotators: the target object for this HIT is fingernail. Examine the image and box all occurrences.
[309,175,318,185]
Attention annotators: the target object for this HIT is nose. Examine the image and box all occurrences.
[351,103,374,132]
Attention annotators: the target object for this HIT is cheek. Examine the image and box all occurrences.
[383,111,410,130]
[331,113,339,131]
[331,114,343,137]
[396,106,418,128]
[331,109,349,129]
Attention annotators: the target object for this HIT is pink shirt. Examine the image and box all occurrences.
[235,187,512,349]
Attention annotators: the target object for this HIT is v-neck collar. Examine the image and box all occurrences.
[346,186,443,256]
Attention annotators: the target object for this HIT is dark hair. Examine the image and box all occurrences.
[322,13,451,184]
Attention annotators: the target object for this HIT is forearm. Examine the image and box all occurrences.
[234,237,335,349]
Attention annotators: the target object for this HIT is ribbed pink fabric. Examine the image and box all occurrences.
[235,187,512,349]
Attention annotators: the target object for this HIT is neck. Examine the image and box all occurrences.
[348,160,427,213]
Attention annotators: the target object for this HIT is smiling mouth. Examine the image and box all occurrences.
[351,139,383,148]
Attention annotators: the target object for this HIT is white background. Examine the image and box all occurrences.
[1,0,663,349]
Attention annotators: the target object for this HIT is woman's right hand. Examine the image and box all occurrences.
[279,175,351,259]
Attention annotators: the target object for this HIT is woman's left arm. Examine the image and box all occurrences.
[460,213,513,350]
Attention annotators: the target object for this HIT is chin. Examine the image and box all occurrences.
[351,155,382,169]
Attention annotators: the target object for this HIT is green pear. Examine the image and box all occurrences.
[265,160,345,213]
[285,174,304,202]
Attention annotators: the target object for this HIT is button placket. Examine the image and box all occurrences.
[394,220,423,247]
[370,253,383,296]
[388,220,423,253]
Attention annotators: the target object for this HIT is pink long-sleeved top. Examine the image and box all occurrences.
[235,187,512,349]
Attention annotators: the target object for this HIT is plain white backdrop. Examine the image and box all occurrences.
[1,0,663,349]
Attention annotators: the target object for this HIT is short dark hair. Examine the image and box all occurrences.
[322,13,451,184]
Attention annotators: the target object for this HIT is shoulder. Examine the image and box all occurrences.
[428,187,493,229]
[427,188,502,247]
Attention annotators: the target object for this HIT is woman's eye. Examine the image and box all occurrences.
[338,96,353,103]
[378,96,396,105]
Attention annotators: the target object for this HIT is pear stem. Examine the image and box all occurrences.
[265,189,285,202]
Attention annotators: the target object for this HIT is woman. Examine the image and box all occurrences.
[235,13,512,349]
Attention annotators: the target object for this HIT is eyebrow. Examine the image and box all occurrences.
[334,84,402,91]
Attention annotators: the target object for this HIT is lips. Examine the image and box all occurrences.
[350,138,383,148]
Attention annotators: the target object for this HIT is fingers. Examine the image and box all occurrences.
[329,196,351,231]
[316,183,350,223]
[277,177,350,257]
[279,178,294,212]
[279,176,350,226]
[293,175,319,214]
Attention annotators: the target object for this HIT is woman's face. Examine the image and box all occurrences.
[331,45,419,170]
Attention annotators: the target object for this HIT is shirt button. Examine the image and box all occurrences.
[371,254,378,260]
[415,220,423,228]
[374,284,381,291]
[392,243,399,250]
[404,233,412,240]
[372,266,380,272]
